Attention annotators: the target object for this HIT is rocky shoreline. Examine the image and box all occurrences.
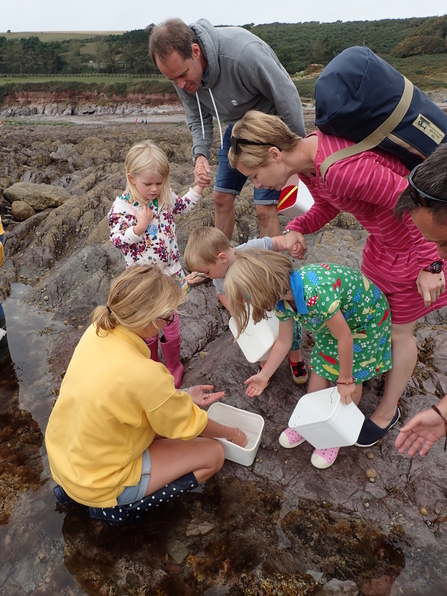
[1,118,447,596]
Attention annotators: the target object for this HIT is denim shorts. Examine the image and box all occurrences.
[214,125,281,205]
[116,449,151,505]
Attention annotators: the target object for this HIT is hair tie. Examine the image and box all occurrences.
[106,305,112,314]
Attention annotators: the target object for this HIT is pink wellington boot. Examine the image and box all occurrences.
[144,335,161,363]
[160,335,184,388]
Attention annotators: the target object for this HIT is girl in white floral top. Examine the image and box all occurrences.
[108,140,208,387]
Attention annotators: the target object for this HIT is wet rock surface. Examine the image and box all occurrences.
[0,118,447,595]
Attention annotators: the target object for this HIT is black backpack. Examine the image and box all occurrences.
[314,46,447,181]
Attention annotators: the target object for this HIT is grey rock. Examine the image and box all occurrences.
[167,539,189,564]
[11,200,35,221]
[324,578,359,595]
[4,182,72,210]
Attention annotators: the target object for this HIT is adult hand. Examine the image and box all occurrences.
[395,408,446,456]
[227,426,248,448]
[416,269,445,308]
[188,385,225,407]
[336,382,356,405]
[283,230,307,259]
[133,204,154,236]
[194,156,212,188]
[244,373,269,397]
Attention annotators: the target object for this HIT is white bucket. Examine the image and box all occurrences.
[229,309,279,363]
[277,174,314,220]
[207,402,265,466]
[288,386,365,449]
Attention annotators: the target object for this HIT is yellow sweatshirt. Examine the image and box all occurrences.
[45,324,208,507]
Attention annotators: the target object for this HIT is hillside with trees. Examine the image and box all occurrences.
[0,15,446,94]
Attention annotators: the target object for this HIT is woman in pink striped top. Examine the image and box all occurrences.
[228,110,447,449]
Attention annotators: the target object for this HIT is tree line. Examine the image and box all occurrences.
[0,16,446,76]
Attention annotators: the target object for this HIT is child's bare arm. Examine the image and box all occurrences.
[325,310,355,403]
[244,318,294,397]
[218,293,231,312]
[271,233,307,258]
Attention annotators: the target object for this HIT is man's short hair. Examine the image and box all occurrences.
[149,18,197,63]
[394,143,447,225]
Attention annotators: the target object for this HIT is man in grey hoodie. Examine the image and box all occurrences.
[150,18,305,239]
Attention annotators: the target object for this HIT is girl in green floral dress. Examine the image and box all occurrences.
[225,249,394,469]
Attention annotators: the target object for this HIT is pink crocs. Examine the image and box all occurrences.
[311,447,340,469]
[279,427,306,449]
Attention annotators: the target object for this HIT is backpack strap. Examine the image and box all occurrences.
[319,76,414,183]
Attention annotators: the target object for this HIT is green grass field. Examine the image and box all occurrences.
[0,74,160,84]
[0,31,125,41]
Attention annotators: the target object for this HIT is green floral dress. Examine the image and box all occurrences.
[276,263,392,383]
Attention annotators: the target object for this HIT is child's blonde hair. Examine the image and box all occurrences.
[92,264,185,336]
[224,249,293,338]
[228,110,301,170]
[184,227,231,270]
[125,140,172,208]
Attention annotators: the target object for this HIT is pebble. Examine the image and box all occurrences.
[199,351,208,359]
[369,477,376,483]
[364,502,370,508]
[366,468,378,479]
[366,451,374,460]
[419,507,428,516]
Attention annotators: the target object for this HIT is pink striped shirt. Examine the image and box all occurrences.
[286,131,447,324]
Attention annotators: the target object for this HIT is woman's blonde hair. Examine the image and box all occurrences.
[184,227,231,270]
[125,140,172,208]
[228,110,301,170]
[224,249,293,338]
[92,264,185,336]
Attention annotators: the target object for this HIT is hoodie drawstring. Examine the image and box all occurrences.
[195,90,224,150]
[208,89,224,149]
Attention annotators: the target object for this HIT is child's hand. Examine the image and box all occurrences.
[283,230,307,258]
[194,156,212,188]
[244,373,269,397]
[188,385,225,407]
[227,427,248,448]
[133,204,154,236]
[337,382,356,404]
[186,271,209,286]
[291,241,306,260]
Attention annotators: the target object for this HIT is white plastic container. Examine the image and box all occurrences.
[229,309,279,363]
[277,174,314,220]
[287,386,365,449]
[207,402,265,466]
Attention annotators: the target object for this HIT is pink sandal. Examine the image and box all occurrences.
[279,427,306,449]
[311,447,340,469]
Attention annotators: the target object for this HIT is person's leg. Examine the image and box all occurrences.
[255,204,281,237]
[253,186,281,238]
[146,437,225,494]
[289,321,308,385]
[144,335,160,362]
[370,320,417,427]
[213,191,236,240]
[160,312,183,387]
[214,125,246,240]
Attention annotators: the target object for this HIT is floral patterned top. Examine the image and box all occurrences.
[276,263,392,383]
[108,188,201,280]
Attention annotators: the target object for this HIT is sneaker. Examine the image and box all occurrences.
[289,358,308,385]
[258,363,271,388]
[311,447,340,469]
[279,427,306,448]
[355,407,401,448]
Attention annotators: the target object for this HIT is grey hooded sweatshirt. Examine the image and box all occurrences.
[173,19,305,161]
